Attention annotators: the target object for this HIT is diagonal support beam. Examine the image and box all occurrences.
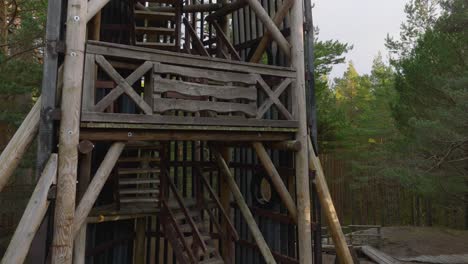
[72,142,126,238]
[250,0,294,63]
[87,0,110,22]
[183,17,210,57]
[252,142,297,221]
[257,77,293,120]
[1,154,57,264]
[211,20,241,61]
[244,0,291,58]
[95,55,153,115]
[212,148,277,264]
[93,61,154,112]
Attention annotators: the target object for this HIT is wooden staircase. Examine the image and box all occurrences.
[132,0,181,51]
[158,165,239,264]
[116,143,163,208]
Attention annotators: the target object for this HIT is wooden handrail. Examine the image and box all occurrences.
[161,200,197,263]
[198,168,239,241]
[161,170,208,253]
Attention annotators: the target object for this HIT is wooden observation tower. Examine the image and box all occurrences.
[0,0,353,263]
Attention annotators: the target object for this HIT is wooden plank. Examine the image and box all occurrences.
[360,246,400,264]
[154,78,256,101]
[252,142,298,221]
[308,137,353,264]
[212,149,277,264]
[80,129,294,142]
[86,0,110,22]
[95,55,153,114]
[80,112,299,128]
[0,97,41,192]
[0,155,57,264]
[153,98,256,116]
[155,63,258,84]
[211,20,241,61]
[72,143,126,238]
[82,54,96,111]
[86,41,296,78]
[93,60,153,112]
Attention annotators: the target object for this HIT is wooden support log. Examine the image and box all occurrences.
[145,3,222,13]
[72,142,126,238]
[51,0,88,261]
[205,0,247,21]
[244,0,291,58]
[212,149,277,264]
[290,0,313,261]
[249,0,294,63]
[1,154,58,264]
[0,97,41,192]
[308,137,353,263]
[252,142,298,221]
[86,0,109,22]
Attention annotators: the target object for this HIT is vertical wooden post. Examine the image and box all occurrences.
[289,0,313,262]
[73,149,93,264]
[51,0,88,261]
[0,0,7,55]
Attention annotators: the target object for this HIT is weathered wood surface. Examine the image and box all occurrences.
[0,97,41,192]
[244,0,290,58]
[213,149,277,264]
[72,142,126,238]
[95,55,152,114]
[154,78,257,100]
[153,98,257,116]
[93,60,153,112]
[211,20,241,61]
[249,0,294,63]
[80,112,299,128]
[182,17,209,56]
[86,41,296,78]
[252,142,298,221]
[256,77,293,120]
[308,137,353,264]
[86,0,110,22]
[1,154,57,264]
[205,0,247,21]
[360,246,400,264]
[154,63,258,84]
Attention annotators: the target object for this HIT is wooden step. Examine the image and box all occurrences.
[119,178,160,185]
[120,198,159,203]
[174,210,199,220]
[184,234,212,245]
[118,157,161,163]
[134,10,175,21]
[120,188,160,194]
[200,257,224,264]
[118,168,161,175]
[145,0,175,4]
[135,26,175,35]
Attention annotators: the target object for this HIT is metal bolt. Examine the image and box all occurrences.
[128,132,133,137]
[68,130,73,135]
[73,16,80,22]
[70,51,77,57]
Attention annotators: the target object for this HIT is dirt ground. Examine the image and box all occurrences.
[323,226,468,263]
[379,226,468,258]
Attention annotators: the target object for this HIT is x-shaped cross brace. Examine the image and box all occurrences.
[93,55,153,115]
[256,77,293,120]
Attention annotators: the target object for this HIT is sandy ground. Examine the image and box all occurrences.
[380,226,468,258]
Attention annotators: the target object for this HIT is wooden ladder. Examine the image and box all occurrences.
[132,0,181,51]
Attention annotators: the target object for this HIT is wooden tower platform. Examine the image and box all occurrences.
[0,0,353,263]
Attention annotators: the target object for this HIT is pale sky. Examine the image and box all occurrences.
[312,0,408,79]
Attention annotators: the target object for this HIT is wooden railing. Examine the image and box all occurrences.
[197,167,239,242]
[159,169,208,259]
[80,41,299,129]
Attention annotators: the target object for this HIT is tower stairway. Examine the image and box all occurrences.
[132,0,181,51]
